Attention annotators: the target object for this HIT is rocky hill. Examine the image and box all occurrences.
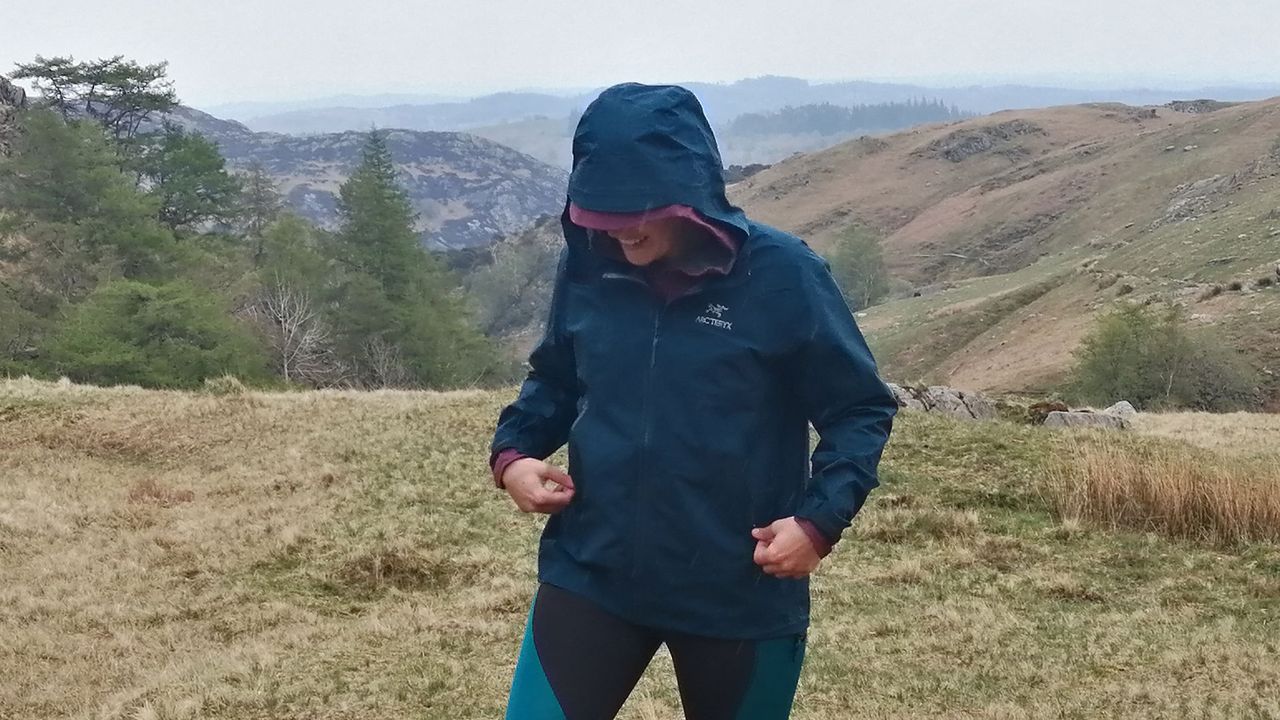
[0,77,27,156]
[166,107,567,249]
[730,98,1280,405]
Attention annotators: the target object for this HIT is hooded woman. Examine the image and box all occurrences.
[490,83,897,720]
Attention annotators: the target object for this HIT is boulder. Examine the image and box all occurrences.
[922,386,970,418]
[887,383,997,421]
[886,383,926,411]
[1043,411,1130,431]
[961,392,999,421]
[1103,401,1138,419]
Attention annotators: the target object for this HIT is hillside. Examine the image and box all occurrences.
[2,379,1277,718]
[731,99,1280,403]
[166,107,567,250]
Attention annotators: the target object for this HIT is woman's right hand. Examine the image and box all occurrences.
[502,458,576,514]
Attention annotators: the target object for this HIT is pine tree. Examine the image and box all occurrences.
[334,131,424,301]
[239,162,282,262]
[136,124,243,230]
[327,130,499,388]
[0,109,171,299]
[13,55,177,141]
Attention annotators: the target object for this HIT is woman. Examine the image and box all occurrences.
[490,83,896,720]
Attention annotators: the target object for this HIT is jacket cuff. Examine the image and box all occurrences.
[794,500,850,549]
[794,516,835,558]
[491,448,530,489]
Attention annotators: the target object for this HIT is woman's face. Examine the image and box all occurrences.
[608,217,685,267]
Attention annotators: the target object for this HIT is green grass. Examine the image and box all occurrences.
[1,380,1278,719]
[869,275,1065,383]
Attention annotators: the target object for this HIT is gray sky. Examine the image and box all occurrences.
[8,0,1279,107]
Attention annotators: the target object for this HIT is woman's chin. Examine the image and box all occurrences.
[621,248,658,266]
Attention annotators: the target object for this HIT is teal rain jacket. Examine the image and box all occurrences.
[492,83,896,639]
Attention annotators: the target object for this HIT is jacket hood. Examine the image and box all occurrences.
[567,83,750,244]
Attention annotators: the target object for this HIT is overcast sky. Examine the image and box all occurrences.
[7,0,1279,107]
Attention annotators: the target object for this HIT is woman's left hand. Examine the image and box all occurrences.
[751,517,822,579]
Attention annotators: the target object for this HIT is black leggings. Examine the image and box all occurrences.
[505,584,806,720]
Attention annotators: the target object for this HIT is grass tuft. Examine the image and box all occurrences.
[335,548,464,594]
[854,507,981,543]
[127,478,195,507]
[1046,440,1280,546]
[202,375,248,396]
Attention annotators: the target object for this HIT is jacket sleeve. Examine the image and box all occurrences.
[791,255,897,543]
[490,248,580,466]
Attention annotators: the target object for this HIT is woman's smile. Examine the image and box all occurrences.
[609,218,684,265]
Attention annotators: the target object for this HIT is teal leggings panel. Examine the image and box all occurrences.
[504,602,567,720]
[735,634,806,720]
[505,584,805,720]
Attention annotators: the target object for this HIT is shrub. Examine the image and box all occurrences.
[203,375,247,396]
[1069,305,1259,411]
[50,280,270,388]
[1257,276,1275,289]
[830,224,890,311]
[1228,281,1244,291]
[1198,285,1223,301]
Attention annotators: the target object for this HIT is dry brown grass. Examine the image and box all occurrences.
[3,379,1279,719]
[1047,439,1280,546]
[1134,411,1280,456]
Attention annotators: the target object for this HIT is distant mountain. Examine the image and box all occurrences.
[242,93,587,135]
[166,107,567,249]
[467,100,976,169]
[230,76,1280,136]
[201,93,468,121]
[229,77,1280,169]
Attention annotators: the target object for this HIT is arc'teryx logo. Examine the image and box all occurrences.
[696,303,733,330]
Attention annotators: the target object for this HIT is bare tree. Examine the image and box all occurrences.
[246,275,345,386]
[361,336,413,389]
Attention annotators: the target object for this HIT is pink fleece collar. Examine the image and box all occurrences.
[568,202,738,277]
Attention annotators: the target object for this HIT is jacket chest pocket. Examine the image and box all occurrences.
[564,282,654,393]
[672,306,777,417]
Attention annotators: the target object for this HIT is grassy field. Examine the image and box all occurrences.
[2,378,1279,719]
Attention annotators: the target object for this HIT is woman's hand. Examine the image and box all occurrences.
[752,517,822,579]
[502,458,576,514]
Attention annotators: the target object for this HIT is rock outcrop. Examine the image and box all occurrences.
[887,383,998,421]
[1165,99,1235,114]
[162,106,567,250]
[894,388,1136,430]
[923,120,1044,163]
[0,76,27,156]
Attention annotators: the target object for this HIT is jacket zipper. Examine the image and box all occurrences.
[602,271,712,580]
[602,271,657,578]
